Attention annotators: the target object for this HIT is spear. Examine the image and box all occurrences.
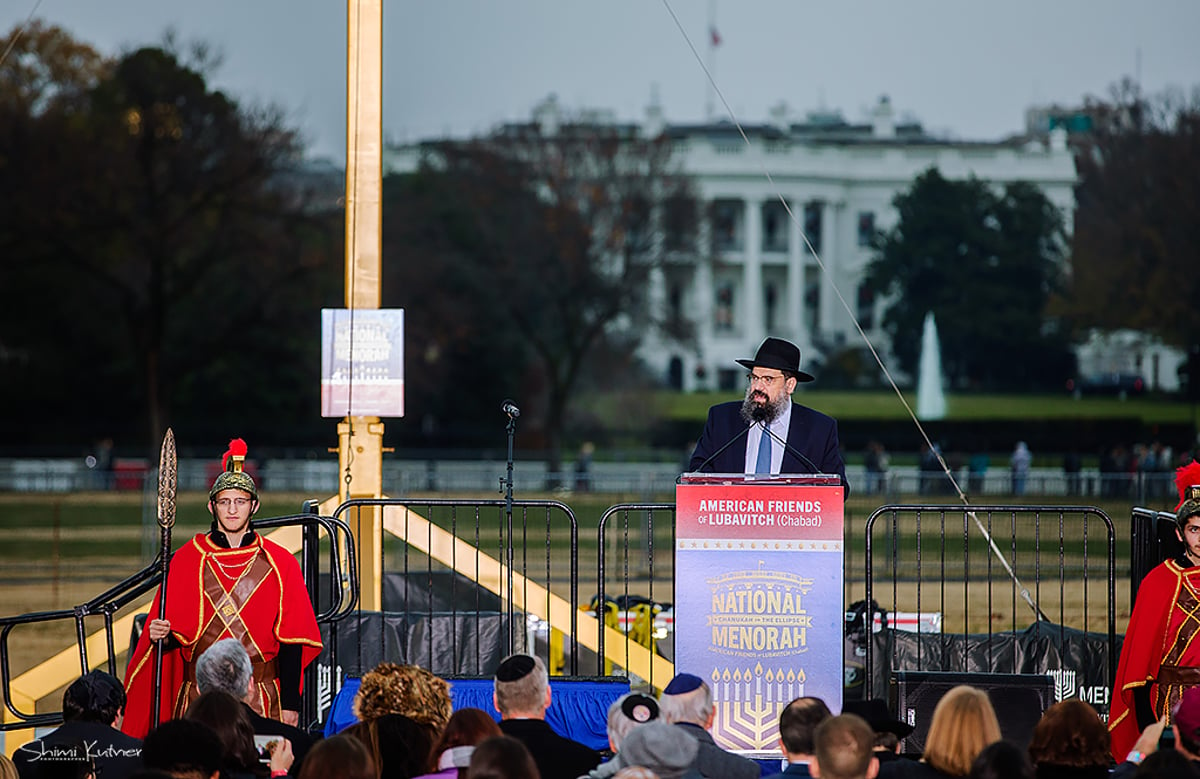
[151,428,177,726]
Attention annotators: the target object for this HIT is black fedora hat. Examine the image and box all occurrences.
[842,698,914,738]
[735,337,814,383]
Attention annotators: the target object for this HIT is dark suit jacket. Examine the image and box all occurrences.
[499,718,601,779]
[247,702,316,776]
[14,720,143,779]
[675,723,761,779]
[688,401,848,493]
[763,761,813,778]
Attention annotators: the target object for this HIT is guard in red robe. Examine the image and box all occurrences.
[1109,462,1200,760]
[123,439,322,738]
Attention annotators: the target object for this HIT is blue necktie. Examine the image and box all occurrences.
[755,427,772,474]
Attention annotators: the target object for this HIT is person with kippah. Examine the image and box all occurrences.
[491,653,600,779]
[658,673,759,779]
[584,692,665,779]
[122,439,322,738]
[1109,461,1200,762]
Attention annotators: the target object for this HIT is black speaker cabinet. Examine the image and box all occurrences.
[891,671,1056,754]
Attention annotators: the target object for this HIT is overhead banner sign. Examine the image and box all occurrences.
[675,476,844,757]
[320,308,405,418]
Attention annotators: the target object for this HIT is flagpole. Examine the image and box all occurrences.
[705,0,717,121]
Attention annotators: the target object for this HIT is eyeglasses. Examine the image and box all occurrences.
[214,497,252,509]
[747,372,784,388]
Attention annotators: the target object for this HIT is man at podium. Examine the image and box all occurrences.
[689,337,848,492]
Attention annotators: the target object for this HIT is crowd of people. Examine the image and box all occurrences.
[861,438,1200,501]
[15,654,1200,779]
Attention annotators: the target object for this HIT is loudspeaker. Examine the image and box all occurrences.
[891,671,1055,754]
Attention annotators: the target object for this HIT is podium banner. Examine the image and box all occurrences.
[675,478,844,755]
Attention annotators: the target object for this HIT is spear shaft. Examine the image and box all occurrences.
[151,429,177,726]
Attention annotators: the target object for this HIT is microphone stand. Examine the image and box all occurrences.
[501,409,517,654]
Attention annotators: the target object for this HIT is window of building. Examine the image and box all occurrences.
[710,199,743,252]
[804,266,821,335]
[761,201,788,253]
[667,356,684,390]
[623,195,651,253]
[857,282,875,330]
[764,282,778,330]
[718,368,740,392]
[857,211,876,247]
[803,202,822,254]
[664,195,696,252]
[668,284,683,323]
[714,281,736,332]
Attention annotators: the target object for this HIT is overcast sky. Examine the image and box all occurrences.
[5,0,1198,162]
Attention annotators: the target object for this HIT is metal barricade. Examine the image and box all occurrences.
[595,503,674,687]
[0,511,356,733]
[1130,507,1183,602]
[861,504,1117,713]
[330,498,581,676]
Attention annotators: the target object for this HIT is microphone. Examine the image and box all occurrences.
[501,399,521,418]
[761,423,820,475]
[690,423,753,473]
[761,423,850,494]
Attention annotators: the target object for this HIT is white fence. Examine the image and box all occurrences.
[0,458,1173,501]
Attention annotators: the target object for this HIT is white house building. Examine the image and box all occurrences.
[385,95,1078,393]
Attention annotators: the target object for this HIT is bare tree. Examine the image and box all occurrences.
[1064,79,1200,348]
[385,113,700,476]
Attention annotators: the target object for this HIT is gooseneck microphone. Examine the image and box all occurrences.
[692,421,823,476]
[501,399,521,418]
[691,423,752,473]
[761,423,821,475]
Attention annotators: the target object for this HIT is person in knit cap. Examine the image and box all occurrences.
[491,653,600,779]
[1109,460,1200,761]
[658,672,759,779]
[122,439,322,738]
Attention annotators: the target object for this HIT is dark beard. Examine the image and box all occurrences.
[740,388,788,425]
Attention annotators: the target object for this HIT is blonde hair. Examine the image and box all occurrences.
[0,755,17,779]
[353,663,452,730]
[922,686,1001,776]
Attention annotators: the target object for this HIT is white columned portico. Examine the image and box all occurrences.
[818,201,840,336]
[693,217,714,389]
[743,198,762,339]
[786,196,804,341]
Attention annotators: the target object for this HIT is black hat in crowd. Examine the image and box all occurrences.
[842,698,914,738]
[495,654,537,682]
[64,670,126,719]
[736,338,815,383]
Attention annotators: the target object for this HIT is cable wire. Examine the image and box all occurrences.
[657,0,1045,620]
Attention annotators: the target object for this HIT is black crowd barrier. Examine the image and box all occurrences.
[861,504,1118,715]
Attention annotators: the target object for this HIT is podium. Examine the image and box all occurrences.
[675,473,845,757]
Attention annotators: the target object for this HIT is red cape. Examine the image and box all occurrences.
[122,532,322,738]
[1109,559,1200,759]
